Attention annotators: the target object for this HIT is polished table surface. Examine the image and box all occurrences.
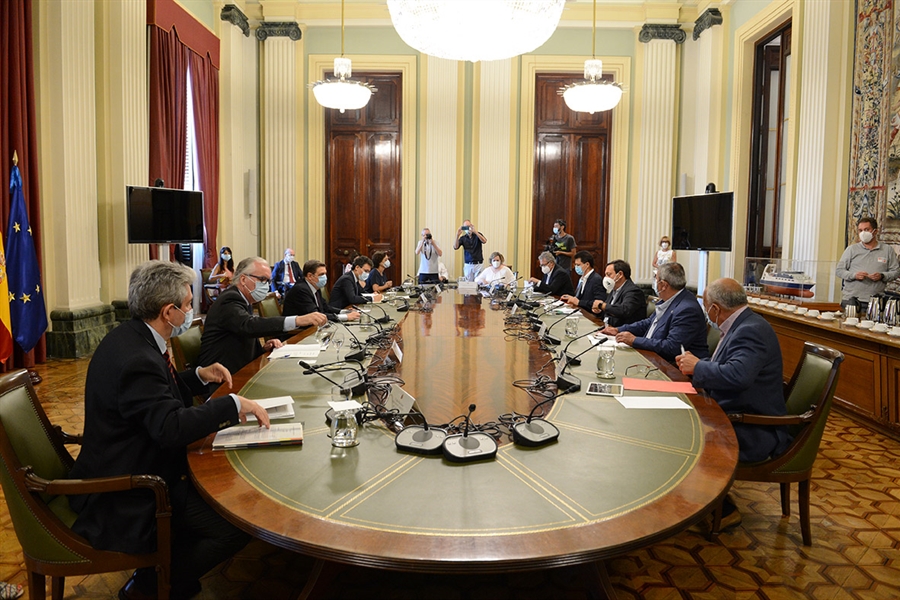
[188,291,738,573]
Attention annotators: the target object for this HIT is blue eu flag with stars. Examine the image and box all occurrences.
[7,165,48,352]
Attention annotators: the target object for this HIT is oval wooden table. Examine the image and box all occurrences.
[189,291,738,597]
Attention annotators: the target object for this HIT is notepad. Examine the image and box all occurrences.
[242,396,295,422]
[622,377,697,394]
[212,423,304,449]
[268,344,321,360]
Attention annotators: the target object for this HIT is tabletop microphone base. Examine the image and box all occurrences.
[512,419,560,447]
[344,348,367,362]
[395,426,447,455]
[563,352,582,366]
[555,373,581,393]
[442,432,498,463]
[542,334,561,345]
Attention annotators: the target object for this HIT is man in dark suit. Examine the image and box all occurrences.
[602,262,708,364]
[69,261,271,600]
[592,260,645,326]
[283,259,361,323]
[561,250,606,311]
[677,277,792,528]
[328,255,384,309]
[528,251,575,296]
[271,248,302,299]
[199,257,327,375]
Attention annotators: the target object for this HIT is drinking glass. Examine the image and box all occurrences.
[564,316,579,338]
[596,346,616,379]
[333,333,345,361]
[316,324,335,350]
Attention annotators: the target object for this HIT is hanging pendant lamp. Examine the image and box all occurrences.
[558,0,623,114]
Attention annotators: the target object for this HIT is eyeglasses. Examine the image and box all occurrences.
[624,365,660,379]
[245,273,271,285]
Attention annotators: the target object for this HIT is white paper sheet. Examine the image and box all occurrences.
[616,396,691,410]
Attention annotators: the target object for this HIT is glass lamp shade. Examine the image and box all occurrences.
[562,81,623,114]
[310,57,375,113]
[387,0,566,62]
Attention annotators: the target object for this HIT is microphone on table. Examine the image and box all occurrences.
[559,327,606,367]
[511,387,576,447]
[334,320,367,362]
[537,311,574,345]
[395,411,448,455]
[298,360,368,397]
[359,302,392,324]
[442,404,498,463]
[554,333,603,393]
[396,298,409,312]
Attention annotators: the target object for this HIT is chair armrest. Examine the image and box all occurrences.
[53,425,83,445]
[22,467,171,515]
[727,407,816,426]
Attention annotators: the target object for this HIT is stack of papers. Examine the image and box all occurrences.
[212,423,304,449]
[268,344,321,360]
[616,396,691,410]
[242,396,296,422]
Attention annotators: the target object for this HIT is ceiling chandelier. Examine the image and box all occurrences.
[309,0,376,113]
[387,0,566,63]
[559,0,623,114]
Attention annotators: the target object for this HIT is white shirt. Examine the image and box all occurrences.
[475,265,514,285]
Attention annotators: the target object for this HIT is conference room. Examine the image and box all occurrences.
[1,0,898,599]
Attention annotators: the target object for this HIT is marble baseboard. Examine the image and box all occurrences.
[47,304,117,358]
[111,299,131,323]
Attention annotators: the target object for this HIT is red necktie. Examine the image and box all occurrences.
[288,264,295,283]
[163,350,179,383]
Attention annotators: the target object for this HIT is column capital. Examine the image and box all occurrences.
[256,21,301,42]
[221,5,250,37]
[693,8,723,41]
[639,24,686,45]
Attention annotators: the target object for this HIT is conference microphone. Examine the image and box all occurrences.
[395,412,448,455]
[396,298,409,312]
[442,404,498,463]
[298,360,368,397]
[335,320,367,362]
[539,310,575,345]
[511,388,575,447]
[359,302,392,324]
[559,327,605,367]
[554,337,602,393]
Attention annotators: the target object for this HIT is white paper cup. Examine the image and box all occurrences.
[860,319,874,327]
[796,307,808,315]
[807,310,820,318]
[844,317,859,326]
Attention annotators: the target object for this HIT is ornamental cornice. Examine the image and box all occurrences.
[693,8,724,41]
[639,24,686,45]
[255,21,302,42]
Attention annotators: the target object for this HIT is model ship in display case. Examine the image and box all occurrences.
[759,263,816,298]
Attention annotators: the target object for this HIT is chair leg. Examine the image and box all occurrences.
[50,577,64,600]
[28,571,46,600]
[708,500,723,541]
[780,482,791,517]
[799,478,812,546]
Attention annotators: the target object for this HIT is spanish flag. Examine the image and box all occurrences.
[0,230,12,363]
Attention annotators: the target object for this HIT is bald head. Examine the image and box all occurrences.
[704,278,747,311]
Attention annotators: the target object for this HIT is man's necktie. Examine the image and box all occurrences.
[163,350,179,383]
[575,277,585,298]
[288,265,295,283]
[315,289,325,311]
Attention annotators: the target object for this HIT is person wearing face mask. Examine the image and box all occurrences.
[454,219,488,281]
[601,262,708,364]
[561,250,606,311]
[591,260,645,327]
[329,255,384,310]
[69,261,272,600]
[676,278,792,530]
[271,248,302,299]
[835,217,900,311]
[528,251,575,296]
[548,219,576,272]
[199,257,328,375]
[209,246,235,288]
[652,236,675,277]
[474,251,515,286]
[283,260,361,323]
[366,251,394,294]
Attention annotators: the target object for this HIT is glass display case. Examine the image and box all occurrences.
[743,257,842,305]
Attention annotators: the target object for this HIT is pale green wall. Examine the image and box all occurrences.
[177,0,216,30]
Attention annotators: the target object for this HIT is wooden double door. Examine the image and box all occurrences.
[325,73,402,285]
[531,74,612,281]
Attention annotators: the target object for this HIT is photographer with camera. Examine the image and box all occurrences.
[548,219,576,272]
[416,227,443,284]
[454,219,488,281]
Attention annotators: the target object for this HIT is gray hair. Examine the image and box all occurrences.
[538,251,556,265]
[128,260,195,320]
[657,262,686,290]
[705,278,747,309]
[234,256,268,281]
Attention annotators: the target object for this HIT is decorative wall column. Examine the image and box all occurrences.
[36,0,113,357]
[633,25,684,284]
[258,20,303,263]
[219,4,260,263]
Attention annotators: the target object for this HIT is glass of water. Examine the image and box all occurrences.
[564,316,579,338]
[596,346,616,379]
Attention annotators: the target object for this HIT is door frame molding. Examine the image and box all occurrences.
[517,55,631,275]
[308,54,417,265]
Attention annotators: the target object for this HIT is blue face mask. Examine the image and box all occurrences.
[317,274,328,289]
[575,265,584,276]
[359,270,370,282]
[168,306,193,338]
[553,227,559,235]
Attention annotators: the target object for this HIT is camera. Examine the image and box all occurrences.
[544,237,556,253]
[425,233,432,240]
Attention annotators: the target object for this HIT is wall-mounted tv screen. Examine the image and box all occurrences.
[127,186,204,244]
[671,192,734,252]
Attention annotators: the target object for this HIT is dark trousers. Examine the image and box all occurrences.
[134,482,250,598]
[418,273,440,284]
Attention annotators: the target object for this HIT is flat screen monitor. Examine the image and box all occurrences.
[671,192,734,252]
[126,186,204,243]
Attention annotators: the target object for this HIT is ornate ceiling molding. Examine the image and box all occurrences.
[693,8,723,41]
[220,5,250,37]
[255,21,302,42]
[638,24,686,45]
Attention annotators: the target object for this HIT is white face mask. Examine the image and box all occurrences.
[359,270,370,282]
[285,254,294,263]
[541,265,551,275]
[602,276,616,293]
[661,242,669,249]
[167,306,193,338]
[244,276,269,302]
[383,260,391,269]
[492,260,501,268]
[859,230,874,244]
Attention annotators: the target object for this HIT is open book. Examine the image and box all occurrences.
[212,423,304,450]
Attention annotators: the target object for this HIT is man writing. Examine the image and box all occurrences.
[591,260,645,326]
[676,278,792,529]
[454,219,488,281]
[561,250,606,311]
[601,262,708,364]
[283,260,361,323]
[528,251,575,296]
[835,217,900,311]
[69,261,271,600]
[200,257,327,375]
[329,255,384,309]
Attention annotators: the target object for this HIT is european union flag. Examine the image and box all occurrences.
[7,165,47,353]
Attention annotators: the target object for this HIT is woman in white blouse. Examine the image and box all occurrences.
[475,252,515,285]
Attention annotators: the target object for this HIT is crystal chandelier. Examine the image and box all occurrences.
[309,0,376,113]
[559,0,623,114]
[387,0,566,63]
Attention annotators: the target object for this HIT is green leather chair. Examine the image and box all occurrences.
[706,323,721,356]
[0,370,172,599]
[170,318,203,372]
[257,292,282,319]
[712,342,844,545]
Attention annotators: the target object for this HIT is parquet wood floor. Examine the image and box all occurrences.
[2,357,899,599]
